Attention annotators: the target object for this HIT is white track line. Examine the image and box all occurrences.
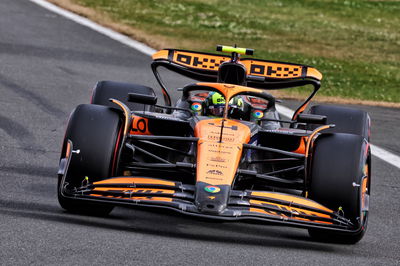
[29,0,156,56]
[369,145,400,169]
[30,0,400,169]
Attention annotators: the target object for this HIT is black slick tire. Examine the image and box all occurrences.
[58,104,122,215]
[308,133,370,244]
[91,80,155,111]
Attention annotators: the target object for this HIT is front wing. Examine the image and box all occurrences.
[60,175,359,233]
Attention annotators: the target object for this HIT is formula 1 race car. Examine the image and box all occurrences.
[58,45,371,244]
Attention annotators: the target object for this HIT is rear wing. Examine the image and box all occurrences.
[151,49,322,118]
[152,49,322,85]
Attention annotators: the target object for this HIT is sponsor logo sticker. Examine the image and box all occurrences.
[206,169,223,175]
[191,102,202,111]
[204,185,221,193]
[210,156,226,162]
[252,110,264,119]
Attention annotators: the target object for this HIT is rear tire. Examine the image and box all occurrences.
[91,80,155,111]
[58,104,122,215]
[308,133,370,244]
[309,105,370,140]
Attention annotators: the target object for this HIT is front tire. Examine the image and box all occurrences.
[58,104,122,215]
[308,133,370,244]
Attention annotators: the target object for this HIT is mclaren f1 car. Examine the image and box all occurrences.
[58,45,371,244]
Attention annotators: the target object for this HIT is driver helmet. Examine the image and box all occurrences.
[206,92,225,116]
[206,92,244,117]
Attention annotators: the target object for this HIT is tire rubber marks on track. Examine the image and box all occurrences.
[0,42,137,68]
[0,74,65,117]
[0,114,43,154]
[30,0,400,170]
[0,74,63,152]
[0,114,32,141]
[0,164,56,178]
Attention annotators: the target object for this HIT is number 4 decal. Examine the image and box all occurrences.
[131,116,150,135]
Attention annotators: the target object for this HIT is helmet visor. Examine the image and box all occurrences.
[209,105,225,116]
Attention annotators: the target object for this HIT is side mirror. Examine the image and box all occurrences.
[128,93,157,105]
[296,113,327,125]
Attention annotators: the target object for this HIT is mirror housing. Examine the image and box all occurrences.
[128,93,157,105]
[296,113,327,125]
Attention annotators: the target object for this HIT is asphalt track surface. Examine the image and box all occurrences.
[0,0,399,265]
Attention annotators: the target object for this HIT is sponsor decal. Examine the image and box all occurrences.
[205,176,223,181]
[191,102,202,111]
[207,131,235,136]
[208,149,231,154]
[131,117,148,133]
[94,188,172,194]
[252,110,264,119]
[175,52,227,70]
[207,143,233,149]
[206,169,223,175]
[210,156,226,163]
[206,163,227,169]
[207,135,235,142]
[204,185,221,193]
[249,64,301,78]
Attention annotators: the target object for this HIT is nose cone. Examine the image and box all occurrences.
[194,119,250,187]
[195,182,230,214]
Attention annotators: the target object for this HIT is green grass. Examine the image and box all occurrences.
[74,0,400,102]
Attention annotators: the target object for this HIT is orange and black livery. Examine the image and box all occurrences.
[58,45,371,244]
